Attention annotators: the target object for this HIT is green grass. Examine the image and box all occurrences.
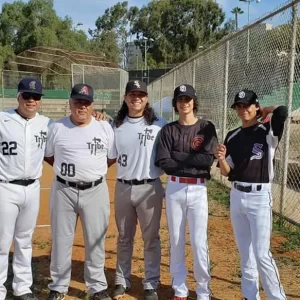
[208,179,300,251]
[273,216,300,251]
[207,178,230,208]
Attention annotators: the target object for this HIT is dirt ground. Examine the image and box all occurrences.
[6,163,300,300]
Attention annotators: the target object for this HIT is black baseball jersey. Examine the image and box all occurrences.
[155,119,218,179]
[223,106,288,183]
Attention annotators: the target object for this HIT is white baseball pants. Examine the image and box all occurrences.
[165,177,211,300]
[230,182,286,300]
[0,180,40,300]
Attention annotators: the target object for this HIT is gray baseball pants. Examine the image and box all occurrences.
[114,178,164,290]
[48,179,110,295]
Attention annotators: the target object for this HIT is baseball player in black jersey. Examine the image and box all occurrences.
[155,84,218,300]
[216,89,287,300]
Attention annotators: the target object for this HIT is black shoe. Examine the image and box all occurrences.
[14,293,38,300]
[112,285,129,299]
[89,290,112,300]
[47,290,65,300]
[144,289,158,300]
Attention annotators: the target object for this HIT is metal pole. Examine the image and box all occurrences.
[279,3,298,219]
[222,41,230,143]
[172,70,176,122]
[246,1,250,64]
[159,79,163,118]
[192,60,196,88]
[71,64,74,87]
[82,65,85,84]
[1,71,4,111]
[144,40,147,78]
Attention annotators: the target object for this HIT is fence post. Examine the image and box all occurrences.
[82,65,85,84]
[71,64,74,87]
[222,41,230,143]
[1,71,4,112]
[192,60,196,88]
[279,3,298,220]
[172,70,176,121]
[159,79,163,118]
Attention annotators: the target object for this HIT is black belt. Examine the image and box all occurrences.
[0,179,36,186]
[56,176,103,190]
[117,178,156,185]
[234,182,262,193]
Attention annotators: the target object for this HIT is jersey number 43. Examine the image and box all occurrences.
[118,154,127,167]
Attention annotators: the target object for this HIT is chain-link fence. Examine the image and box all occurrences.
[0,65,128,119]
[148,0,300,226]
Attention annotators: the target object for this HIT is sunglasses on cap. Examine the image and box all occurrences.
[21,93,42,101]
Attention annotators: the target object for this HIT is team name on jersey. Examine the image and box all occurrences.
[138,128,155,146]
[87,137,105,155]
[34,130,47,149]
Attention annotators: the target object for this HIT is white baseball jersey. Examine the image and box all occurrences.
[46,117,114,182]
[0,109,51,181]
[110,116,166,180]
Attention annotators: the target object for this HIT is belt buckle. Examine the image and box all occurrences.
[144,179,147,184]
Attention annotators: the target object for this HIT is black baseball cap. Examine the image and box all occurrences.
[70,84,94,102]
[173,84,196,100]
[18,78,44,95]
[125,80,147,95]
[231,89,259,108]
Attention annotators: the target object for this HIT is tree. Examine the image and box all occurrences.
[0,0,92,69]
[231,7,244,31]
[92,1,139,66]
[131,0,228,65]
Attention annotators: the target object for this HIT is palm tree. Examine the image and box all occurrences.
[231,7,244,31]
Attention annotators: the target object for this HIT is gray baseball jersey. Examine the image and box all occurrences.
[46,116,114,181]
[110,116,166,180]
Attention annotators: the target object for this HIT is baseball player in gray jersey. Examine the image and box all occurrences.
[45,84,114,300]
[155,84,218,300]
[109,80,165,300]
[0,78,51,300]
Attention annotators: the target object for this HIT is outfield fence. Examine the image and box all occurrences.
[148,0,300,226]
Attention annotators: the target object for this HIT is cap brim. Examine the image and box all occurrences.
[71,94,94,102]
[19,90,44,96]
[126,89,148,95]
[231,99,252,108]
[174,93,195,100]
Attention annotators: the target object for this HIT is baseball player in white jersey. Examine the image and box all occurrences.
[45,84,114,300]
[216,90,287,300]
[155,84,218,300]
[0,78,51,300]
[109,80,165,300]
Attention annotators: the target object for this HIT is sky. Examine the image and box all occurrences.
[0,0,291,35]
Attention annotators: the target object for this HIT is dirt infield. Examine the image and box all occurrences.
[6,163,300,299]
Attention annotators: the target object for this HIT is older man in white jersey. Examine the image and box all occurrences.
[0,78,51,300]
[109,80,166,300]
[45,84,114,300]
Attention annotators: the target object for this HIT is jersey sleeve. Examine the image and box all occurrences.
[45,121,55,157]
[155,125,183,174]
[270,106,288,140]
[105,122,116,159]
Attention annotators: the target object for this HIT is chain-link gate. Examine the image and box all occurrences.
[148,0,300,226]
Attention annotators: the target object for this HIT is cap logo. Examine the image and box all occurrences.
[79,86,89,95]
[29,81,36,90]
[179,85,186,92]
[133,80,141,88]
[238,91,245,99]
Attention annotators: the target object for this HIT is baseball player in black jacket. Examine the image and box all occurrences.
[216,89,287,300]
[155,84,218,300]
